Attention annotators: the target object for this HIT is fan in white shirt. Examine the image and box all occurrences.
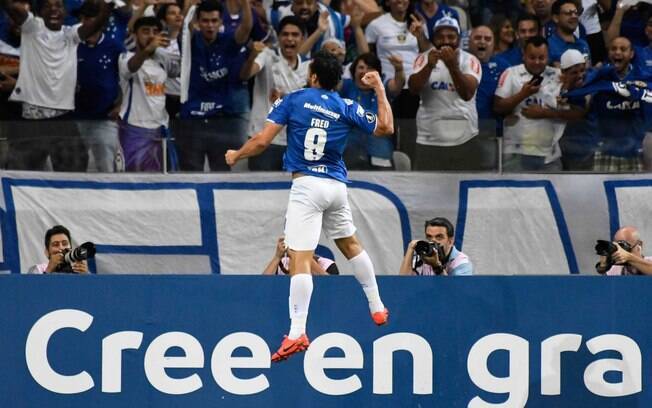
[408,16,483,171]
[494,36,575,172]
[2,0,112,172]
[5,0,112,115]
[240,15,310,170]
[365,2,418,85]
[117,16,180,171]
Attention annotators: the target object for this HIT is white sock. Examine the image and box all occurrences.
[349,250,385,313]
[288,273,313,339]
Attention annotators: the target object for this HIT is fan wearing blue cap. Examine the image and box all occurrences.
[407,16,484,170]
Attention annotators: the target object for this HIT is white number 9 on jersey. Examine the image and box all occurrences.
[304,128,327,161]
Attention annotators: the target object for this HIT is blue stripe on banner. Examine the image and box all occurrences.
[2,178,20,274]
[604,179,652,238]
[456,179,579,274]
[544,181,579,274]
[1,178,410,274]
[349,180,412,252]
[0,208,7,271]
[196,186,220,274]
[87,257,97,274]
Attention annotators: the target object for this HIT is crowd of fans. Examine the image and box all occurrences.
[0,0,651,172]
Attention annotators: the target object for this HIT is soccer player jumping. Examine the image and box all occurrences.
[226,50,393,362]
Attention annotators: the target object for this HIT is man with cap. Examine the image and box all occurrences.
[557,48,597,170]
[408,16,483,170]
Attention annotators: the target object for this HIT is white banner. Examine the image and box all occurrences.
[0,171,647,275]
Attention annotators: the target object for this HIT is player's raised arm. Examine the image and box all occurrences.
[225,122,284,166]
[361,71,394,136]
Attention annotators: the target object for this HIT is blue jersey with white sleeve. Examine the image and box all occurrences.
[266,87,378,183]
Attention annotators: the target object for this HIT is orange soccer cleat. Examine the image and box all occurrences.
[372,308,389,326]
[271,334,310,362]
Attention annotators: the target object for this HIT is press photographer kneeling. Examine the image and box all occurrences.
[400,217,473,276]
[595,226,652,276]
[27,225,96,274]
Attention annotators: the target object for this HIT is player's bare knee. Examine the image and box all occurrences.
[335,236,362,260]
[288,249,314,274]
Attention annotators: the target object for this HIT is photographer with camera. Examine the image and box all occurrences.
[400,217,473,276]
[26,225,95,274]
[263,236,339,276]
[595,226,652,276]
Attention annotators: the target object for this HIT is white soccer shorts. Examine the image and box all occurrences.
[284,175,356,251]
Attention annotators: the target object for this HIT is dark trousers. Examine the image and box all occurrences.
[176,115,248,171]
[6,115,88,171]
[413,135,497,171]
[392,90,420,162]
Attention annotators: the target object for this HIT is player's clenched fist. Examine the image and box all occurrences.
[360,71,383,90]
[225,149,239,166]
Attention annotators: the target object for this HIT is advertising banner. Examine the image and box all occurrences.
[0,275,649,407]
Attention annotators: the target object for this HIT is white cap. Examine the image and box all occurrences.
[433,16,461,35]
[321,38,345,50]
[560,49,585,70]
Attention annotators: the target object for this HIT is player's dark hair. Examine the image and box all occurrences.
[424,217,454,238]
[133,16,163,32]
[309,50,342,91]
[524,35,548,51]
[197,0,223,18]
[349,52,382,79]
[278,15,305,34]
[45,225,71,249]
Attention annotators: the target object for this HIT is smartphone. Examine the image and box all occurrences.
[529,75,543,86]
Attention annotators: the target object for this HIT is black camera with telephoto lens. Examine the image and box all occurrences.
[54,242,96,273]
[595,239,633,270]
[413,240,447,275]
[414,240,446,260]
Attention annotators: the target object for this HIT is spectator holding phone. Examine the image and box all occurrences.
[118,16,180,171]
[494,36,568,171]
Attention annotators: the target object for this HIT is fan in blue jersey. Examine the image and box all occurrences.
[563,37,652,172]
[495,14,539,67]
[547,0,591,67]
[226,50,394,363]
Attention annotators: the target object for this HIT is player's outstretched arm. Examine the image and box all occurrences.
[225,122,284,166]
[361,71,394,136]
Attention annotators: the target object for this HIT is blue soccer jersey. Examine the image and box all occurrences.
[266,88,378,183]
